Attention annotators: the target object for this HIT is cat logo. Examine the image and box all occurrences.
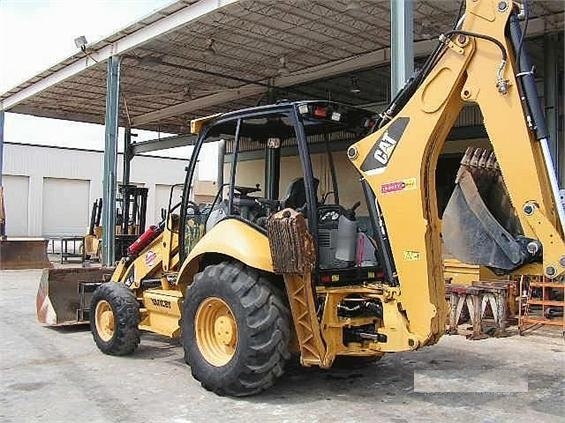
[374,131,399,165]
[360,117,409,174]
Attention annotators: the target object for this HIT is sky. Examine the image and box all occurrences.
[0,0,205,163]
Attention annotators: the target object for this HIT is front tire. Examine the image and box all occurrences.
[90,283,140,355]
[182,262,290,396]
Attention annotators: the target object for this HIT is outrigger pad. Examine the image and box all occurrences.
[443,148,526,272]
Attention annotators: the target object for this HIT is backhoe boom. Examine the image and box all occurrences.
[348,0,565,347]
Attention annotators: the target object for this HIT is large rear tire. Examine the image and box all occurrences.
[182,262,290,396]
[90,283,140,356]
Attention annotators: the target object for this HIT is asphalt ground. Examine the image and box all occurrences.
[1,269,564,423]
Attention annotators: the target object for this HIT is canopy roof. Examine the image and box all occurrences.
[1,0,563,135]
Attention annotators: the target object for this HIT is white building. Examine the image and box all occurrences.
[2,142,191,237]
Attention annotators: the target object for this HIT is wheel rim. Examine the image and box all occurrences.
[195,297,238,367]
[95,300,115,342]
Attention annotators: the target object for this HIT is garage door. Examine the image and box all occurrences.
[42,178,90,236]
[155,184,183,223]
[2,175,29,236]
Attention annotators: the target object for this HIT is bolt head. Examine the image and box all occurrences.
[347,146,358,160]
[523,204,534,215]
[560,256,565,267]
[498,1,508,11]
[457,34,468,44]
[526,241,540,256]
[545,266,556,277]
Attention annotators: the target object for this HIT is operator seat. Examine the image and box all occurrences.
[281,177,319,209]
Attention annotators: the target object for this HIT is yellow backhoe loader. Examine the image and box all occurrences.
[36,0,564,397]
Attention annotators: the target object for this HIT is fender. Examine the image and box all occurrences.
[177,218,274,285]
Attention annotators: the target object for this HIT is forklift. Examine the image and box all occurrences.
[82,185,148,262]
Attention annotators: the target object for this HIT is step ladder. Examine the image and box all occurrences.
[519,275,565,335]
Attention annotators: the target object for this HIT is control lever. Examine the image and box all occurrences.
[344,201,361,220]
[255,198,281,210]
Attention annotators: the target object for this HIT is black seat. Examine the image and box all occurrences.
[281,177,319,209]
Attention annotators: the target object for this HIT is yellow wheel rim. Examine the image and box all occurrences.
[95,300,115,342]
[195,297,238,367]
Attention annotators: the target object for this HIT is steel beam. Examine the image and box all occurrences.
[390,0,414,96]
[0,0,237,111]
[131,40,439,127]
[102,56,121,266]
[130,133,196,155]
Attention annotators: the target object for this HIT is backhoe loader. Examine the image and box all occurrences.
[36,0,565,397]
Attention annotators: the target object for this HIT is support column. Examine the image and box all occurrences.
[121,128,132,237]
[102,56,121,266]
[390,0,414,96]
[544,34,559,182]
[123,127,132,186]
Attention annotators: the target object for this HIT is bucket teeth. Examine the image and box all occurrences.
[459,147,499,171]
[486,151,498,171]
[455,147,521,235]
[457,147,499,184]
[478,149,490,169]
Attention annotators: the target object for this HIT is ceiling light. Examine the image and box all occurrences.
[345,0,362,11]
[139,55,163,67]
[204,39,217,57]
[350,76,361,94]
[74,35,88,52]
[277,56,290,76]
[420,19,433,39]
[183,86,192,99]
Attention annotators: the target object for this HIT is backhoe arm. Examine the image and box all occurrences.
[348,0,565,347]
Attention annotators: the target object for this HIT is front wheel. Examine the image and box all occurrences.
[182,262,290,396]
[90,283,140,355]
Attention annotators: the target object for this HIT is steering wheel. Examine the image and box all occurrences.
[234,185,261,196]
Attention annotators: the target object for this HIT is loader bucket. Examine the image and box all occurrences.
[0,238,52,270]
[36,267,113,326]
[443,147,525,272]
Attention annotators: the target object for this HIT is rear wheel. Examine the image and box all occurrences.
[182,262,290,396]
[90,283,140,355]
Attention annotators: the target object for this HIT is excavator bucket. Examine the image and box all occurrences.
[0,238,53,270]
[36,267,113,326]
[443,147,525,272]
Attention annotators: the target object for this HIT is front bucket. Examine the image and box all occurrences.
[0,238,52,270]
[36,267,113,326]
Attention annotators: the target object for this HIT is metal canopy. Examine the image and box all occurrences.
[1,0,563,135]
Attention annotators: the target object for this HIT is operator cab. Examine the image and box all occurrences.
[181,101,383,286]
